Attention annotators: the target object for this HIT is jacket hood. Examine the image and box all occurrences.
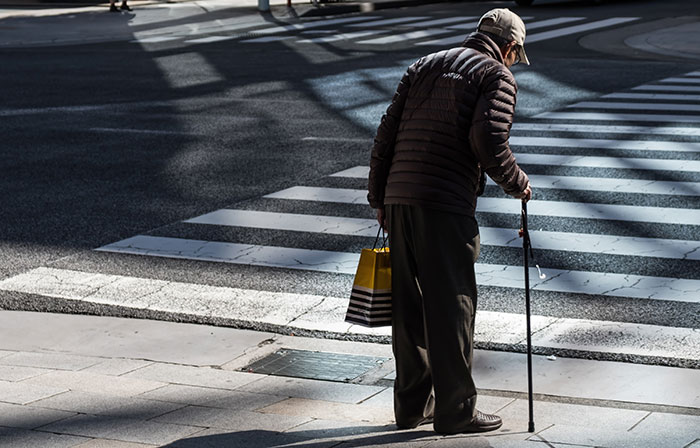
[461,32,505,64]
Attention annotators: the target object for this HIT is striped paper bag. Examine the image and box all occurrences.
[344,246,391,327]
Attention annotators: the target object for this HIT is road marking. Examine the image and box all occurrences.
[249,15,380,36]
[329,166,700,196]
[132,36,180,43]
[569,101,700,113]
[400,16,477,27]
[602,93,700,101]
[265,186,700,225]
[298,30,384,44]
[444,16,532,30]
[511,123,700,137]
[347,16,429,27]
[88,127,198,136]
[533,112,700,123]
[526,17,639,43]
[632,85,700,93]
[5,268,700,357]
[660,77,700,84]
[514,153,700,172]
[240,36,288,43]
[510,136,700,152]
[357,27,462,45]
[186,209,700,260]
[93,237,700,303]
[185,35,236,44]
[517,17,585,31]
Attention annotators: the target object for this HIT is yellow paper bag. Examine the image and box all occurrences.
[345,247,391,327]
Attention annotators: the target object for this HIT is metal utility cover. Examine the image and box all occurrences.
[244,349,388,382]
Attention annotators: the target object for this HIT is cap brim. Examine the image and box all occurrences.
[518,44,530,65]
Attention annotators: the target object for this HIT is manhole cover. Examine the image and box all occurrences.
[244,349,388,382]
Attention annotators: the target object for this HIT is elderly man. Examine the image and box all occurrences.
[367,8,533,434]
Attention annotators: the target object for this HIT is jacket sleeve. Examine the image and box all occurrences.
[367,65,414,209]
[469,66,529,197]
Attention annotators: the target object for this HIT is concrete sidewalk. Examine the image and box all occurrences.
[0,311,698,447]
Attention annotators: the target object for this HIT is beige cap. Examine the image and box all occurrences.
[477,8,530,65]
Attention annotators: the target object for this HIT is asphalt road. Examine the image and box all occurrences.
[1,0,699,365]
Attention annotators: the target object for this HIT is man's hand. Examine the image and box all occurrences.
[376,208,387,230]
[516,183,532,202]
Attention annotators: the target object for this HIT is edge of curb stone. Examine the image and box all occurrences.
[2,290,698,370]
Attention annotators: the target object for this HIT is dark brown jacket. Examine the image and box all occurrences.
[367,32,529,216]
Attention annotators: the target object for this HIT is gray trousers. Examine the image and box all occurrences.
[387,204,480,431]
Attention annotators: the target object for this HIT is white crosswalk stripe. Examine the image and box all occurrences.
[511,123,700,136]
[602,92,700,101]
[185,209,700,261]
[264,186,700,225]
[569,101,700,113]
[633,84,700,92]
[330,166,700,196]
[534,111,700,123]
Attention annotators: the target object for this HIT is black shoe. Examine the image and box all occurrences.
[109,4,120,12]
[120,3,132,11]
[434,410,503,434]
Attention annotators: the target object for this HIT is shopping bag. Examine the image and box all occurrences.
[344,230,391,327]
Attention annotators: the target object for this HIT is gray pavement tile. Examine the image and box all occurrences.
[498,399,648,432]
[0,365,50,382]
[72,439,157,447]
[0,401,76,429]
[260,397,394,424]
[322,428,439,448]
[531,423,658,448]
[153,405,312,431]
[200,389,288,411]
[476,395,517,415]
[359,387,393,408]
[239,375,385,404]
[0,350,13,359]
[0,426,89,447]
[166,427,338,448]
[686,439,700,448]
[285,419,401,440]
[426,434,551,447]
[0,352,102,371]
[137,384,235,406]
[31,390,184,419]
[81,359,154,376]
[628,412,700,448]
[37,414,202,445]
[125,363,261,390]
[21,370,166,397]
[0,379,67,405]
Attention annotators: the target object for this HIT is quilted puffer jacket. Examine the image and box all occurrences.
[367,32,529,216]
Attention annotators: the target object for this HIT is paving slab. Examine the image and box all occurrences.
[628,412,700,448]
[81,359,154,376]
[0,311,274,366]
[199,389,287,411]
[153,405,312,431]
[497,398,648,433]
[166,427,338,448]
[73,439,157,448]
[0,351,102,371]
[136,384,241,406]
[124,363,263,390]
[38,413,203,445]
[0,379,67,405]
[31,390,184,419]
[0,364,50,382]
[0,426,89,447]
[21,370,166,397]
[472,350,700,408]
[238,375,385,404]
[259,397,394,424]
[0,401,76,429]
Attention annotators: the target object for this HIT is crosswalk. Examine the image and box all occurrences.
[131,13,641,48]
[2,70,699,367]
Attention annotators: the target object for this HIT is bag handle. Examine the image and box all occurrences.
[372,226,388,250]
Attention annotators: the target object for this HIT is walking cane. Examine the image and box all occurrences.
[520,199,535,433]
